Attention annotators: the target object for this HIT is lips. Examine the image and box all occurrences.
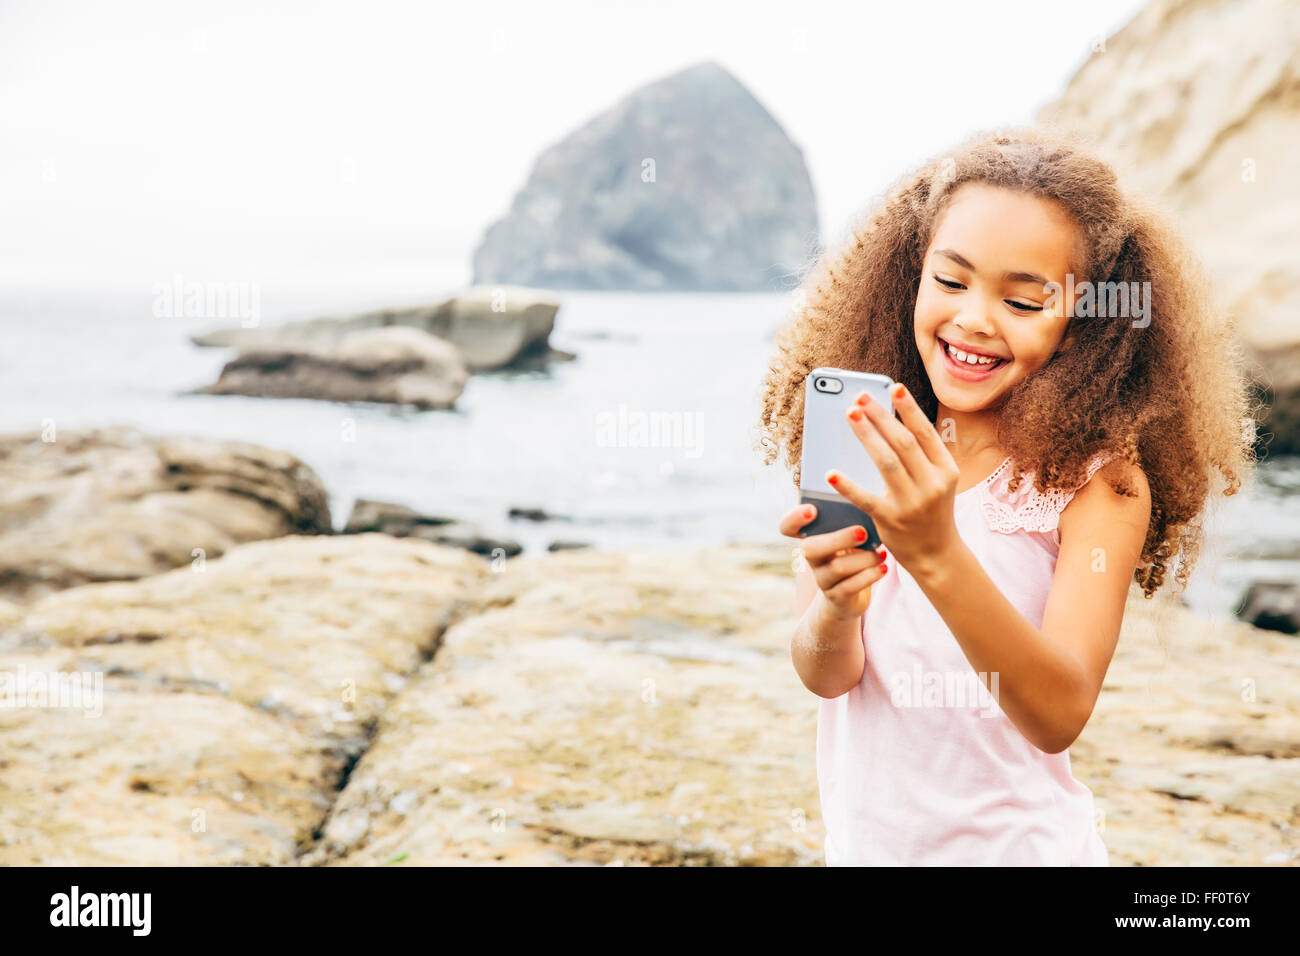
[938,336,1008,380]
[940,336,1007,361]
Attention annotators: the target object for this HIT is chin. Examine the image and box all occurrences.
[935,389,997,413]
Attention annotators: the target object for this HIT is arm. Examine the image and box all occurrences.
[910,459,1151,752]
[790,559,866,699]
[825,382,1151,754]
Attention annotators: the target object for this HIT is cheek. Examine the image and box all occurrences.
[913,288,941,329]
[916,281,938,309]
[1005,335,1054,373]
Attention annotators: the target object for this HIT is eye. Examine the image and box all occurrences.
[933,273,1043,312]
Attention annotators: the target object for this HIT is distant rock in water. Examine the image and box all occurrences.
[1036,0,1300,452]
[507,506,569,522]
[344,499,459,535]
[472,60,820,292]
[546,540,590,552]
[1235,580,1300,635]
[195,326,469,410]
[0,427,330,603]
[192,286,569,372]
[342,497,521,559]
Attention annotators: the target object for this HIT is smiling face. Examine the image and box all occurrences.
[913,182,1081,413]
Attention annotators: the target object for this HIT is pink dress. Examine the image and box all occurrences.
[816,451,1112,866]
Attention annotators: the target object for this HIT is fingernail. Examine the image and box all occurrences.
[803,506,814,519]
[848,409,862,421]
[877,547,887,558]
[826,471,839,486]
[854,526,866,542]
[855,392,871,406]
[879,563,888,574]
[892,383,905,400]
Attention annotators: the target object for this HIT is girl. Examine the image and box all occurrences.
[757,127,1258,866]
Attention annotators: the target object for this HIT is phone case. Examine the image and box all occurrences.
[798,367,895,551]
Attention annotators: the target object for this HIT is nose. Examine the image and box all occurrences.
[952,298,997,338]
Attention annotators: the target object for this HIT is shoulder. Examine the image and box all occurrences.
[977,452,1150,538]
[1059,455,1152,538]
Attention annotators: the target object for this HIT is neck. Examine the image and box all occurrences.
[934,401,1003,461]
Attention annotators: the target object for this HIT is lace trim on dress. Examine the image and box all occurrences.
[976,453,1113,535]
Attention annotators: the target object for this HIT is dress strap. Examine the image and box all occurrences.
[976,452,1113,535]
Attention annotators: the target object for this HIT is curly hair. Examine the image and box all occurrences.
[755,126,1262,599]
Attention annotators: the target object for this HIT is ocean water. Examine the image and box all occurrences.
[0,279,1294,625]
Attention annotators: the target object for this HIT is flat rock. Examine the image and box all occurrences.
[3,534,1295,866]
[302,543,820,866]
[193,286,563,372]
[1068,586,1300,865]
[0,427,330,603]
[196,326,469,409]
[0,533,489,864]
[305,542,1300,867]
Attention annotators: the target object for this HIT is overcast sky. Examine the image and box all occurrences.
[0,0,1146,294]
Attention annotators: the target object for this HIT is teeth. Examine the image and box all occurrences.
[946,342,1001,366]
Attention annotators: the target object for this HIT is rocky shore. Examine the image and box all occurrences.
[0,427,330,604]
[1,530,1295,866]
[1036,0,1300,453]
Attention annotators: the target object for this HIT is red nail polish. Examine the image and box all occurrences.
[848,409,862,421]
[892,384,905,399]
[879,563,888,574]
[854,527,866,542]
[803,506,814,519]
[827,473,839,485]
[856,393,870,406]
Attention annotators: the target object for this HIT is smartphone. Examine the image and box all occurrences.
[798,367,895,551]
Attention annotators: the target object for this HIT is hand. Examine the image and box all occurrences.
[824,383,963,576]
[778,503,889,620]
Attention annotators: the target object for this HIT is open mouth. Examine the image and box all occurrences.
[939,337,1008,378]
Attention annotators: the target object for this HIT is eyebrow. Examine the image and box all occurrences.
[934,249,1049,288]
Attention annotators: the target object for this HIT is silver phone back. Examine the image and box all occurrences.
[800,368,895,496]
[797,368,895,549]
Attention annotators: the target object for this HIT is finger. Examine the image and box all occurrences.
[814,546,884,590]
[778,502,819,538]
[842,399,911,500]
[887,381,956,472]
[851,389,929,487]
[825,468,888,524]
[799,521,873,563]
[824,560,888,603]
